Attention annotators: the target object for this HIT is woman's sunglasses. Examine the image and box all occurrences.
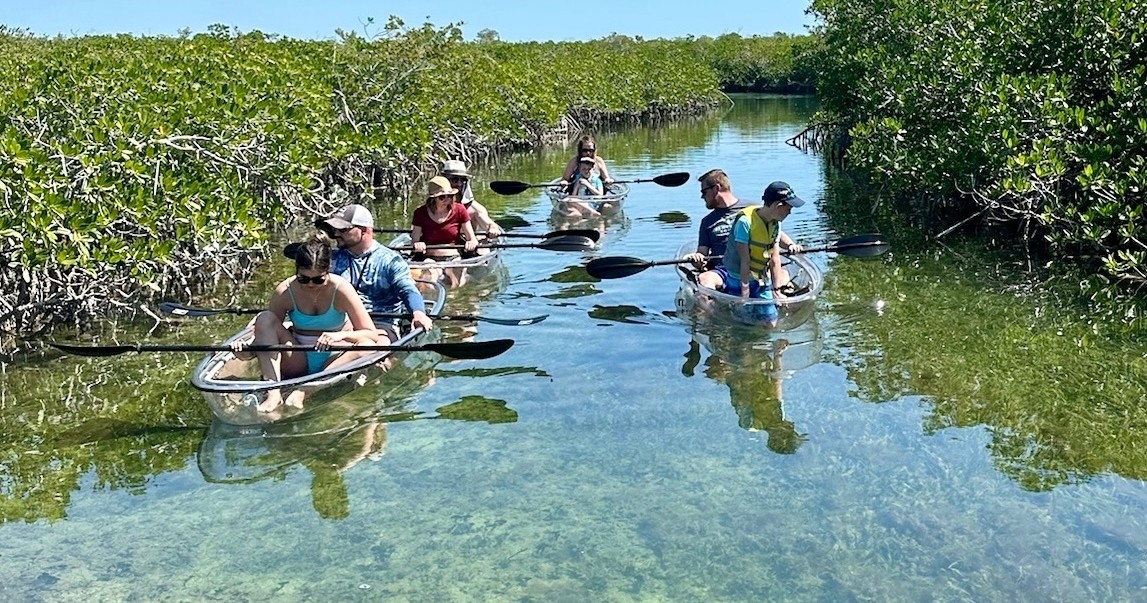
[296,273,328,285]
[580,147,596,154]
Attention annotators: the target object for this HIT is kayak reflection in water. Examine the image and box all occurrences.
[304,419,387,520]
[684,336,807,454]
[198,417,389,520]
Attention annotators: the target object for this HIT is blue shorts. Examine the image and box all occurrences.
[306,350,336,374]
[721,275,779,323]
[722,275,772,299]
[711,264,731,287]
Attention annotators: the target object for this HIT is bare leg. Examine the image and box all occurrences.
[248,311,306,412]
[283,390,307,409]
[561,202,580,218]
[578,201,601,217]
[698,270,724,290]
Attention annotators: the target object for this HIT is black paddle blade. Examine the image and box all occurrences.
[500,228,600,242]
[158,302,262,317]
[537,235,597,251]
[831,233,890,257]
[425,339,514,360]
[783,234,891,258]
[438,314,548,326]
[49,342,137,357]
[489,181,531,195]
[585,256,653,279]
[836,241,891,257]
[651,172,691,187]
[557,229,601,242]
[158,301,216,317]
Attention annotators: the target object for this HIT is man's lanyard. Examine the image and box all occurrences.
[349,248,374,290]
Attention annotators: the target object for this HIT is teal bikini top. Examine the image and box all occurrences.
[288,280,347,333]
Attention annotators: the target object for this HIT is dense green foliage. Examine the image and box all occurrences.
[692,33,821,92]
[0,22,737,346]
[809,0,1146,327]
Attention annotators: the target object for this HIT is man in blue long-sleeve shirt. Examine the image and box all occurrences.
[318,204,433,343]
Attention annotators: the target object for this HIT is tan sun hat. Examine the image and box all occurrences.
[427,175,458,198]
[441,159,471,179]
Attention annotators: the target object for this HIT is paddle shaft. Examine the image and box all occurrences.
[783,240,889,255]
[50,339,514,360]
[372,227,600,241]
[490,171,689,195]
[392,234,593,252]
[610,173,688,185]
[585,235,889,279]
[158,302,546,326]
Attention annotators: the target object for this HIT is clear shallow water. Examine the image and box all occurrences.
[3,96,1147,602]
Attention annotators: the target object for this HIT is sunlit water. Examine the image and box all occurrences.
[3,96,1147,602]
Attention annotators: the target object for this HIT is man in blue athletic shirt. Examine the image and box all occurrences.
[318,205,433,343]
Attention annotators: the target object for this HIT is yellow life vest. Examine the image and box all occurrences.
[737,206,779,277]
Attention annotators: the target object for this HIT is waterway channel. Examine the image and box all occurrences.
[2,95,1146,602]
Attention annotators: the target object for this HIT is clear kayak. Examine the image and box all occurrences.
[673,242,824,330]
[190,280,447,425]
[544,178,629,216]
[389,233,505,288]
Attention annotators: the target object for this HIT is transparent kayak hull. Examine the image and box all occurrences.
[673,242,824,330]
[190,281,446,425]
[544,179,629,216]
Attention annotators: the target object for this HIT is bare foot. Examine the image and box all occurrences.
[284,389,306,409]
[258,389,283,413]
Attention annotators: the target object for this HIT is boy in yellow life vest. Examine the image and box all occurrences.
[719,181,805,321]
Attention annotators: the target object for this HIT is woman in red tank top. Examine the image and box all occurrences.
[411,175,479,261]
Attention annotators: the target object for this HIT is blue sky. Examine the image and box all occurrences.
[4,0,817,41]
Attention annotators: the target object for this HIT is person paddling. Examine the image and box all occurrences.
[410,176,480,261]
[721,181,807,325]
[685,170,803,289]
[316,204,433,343]
[232,234,380,413]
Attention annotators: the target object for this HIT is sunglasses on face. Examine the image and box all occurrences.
[701,184,717,193]
[580,148,596,154]
[428,194,454,202]
[296,273,328,285]
[447,176,466,183]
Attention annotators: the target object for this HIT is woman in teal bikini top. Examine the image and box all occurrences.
[231,234,381,414]
[287,281,350,374]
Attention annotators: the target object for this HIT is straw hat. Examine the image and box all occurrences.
[427,175,458,198]
[441,160,471,179]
